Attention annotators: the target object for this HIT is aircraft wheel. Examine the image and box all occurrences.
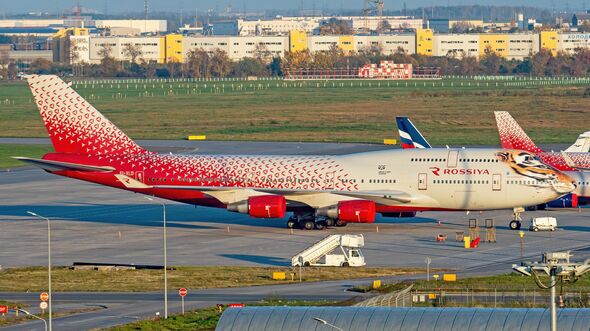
[287,219,298,229]
[326,218,335,227]
[342,262,350,267]
[315,221,327,230]
[509,220,521,230]
[335,220,348,227]
[303,220,315,230]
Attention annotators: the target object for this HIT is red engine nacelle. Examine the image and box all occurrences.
[247,195,286,218]
[337,200,376,223]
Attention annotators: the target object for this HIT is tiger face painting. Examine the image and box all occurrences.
[496,150,576,193]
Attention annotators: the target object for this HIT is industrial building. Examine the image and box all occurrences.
[212,16,422,36]
[0,18,167,36]
[50,28,590,64]
[215,306,590,331]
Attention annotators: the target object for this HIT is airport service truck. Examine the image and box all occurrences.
[291,234,366,267]
[529,217,557,232]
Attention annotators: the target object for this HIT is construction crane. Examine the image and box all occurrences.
[362,0,385,33]
[363,0,384,17]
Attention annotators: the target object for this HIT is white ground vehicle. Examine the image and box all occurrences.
[292,234,366,267]
[529,217,557,232]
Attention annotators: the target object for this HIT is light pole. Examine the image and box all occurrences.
[425,257,431,281]
[26,211,52,331]
[312,317,344,331]
[513,251,590,331]
[18,309,47,331]
[145,196,168,319]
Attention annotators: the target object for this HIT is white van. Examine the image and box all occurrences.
[529,217,557,232]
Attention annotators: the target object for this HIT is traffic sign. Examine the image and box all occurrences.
[179,288,188,297]
[228,303,244,308]
[40,302,48,310]
[0,306,7,314]
[40,292,49,302]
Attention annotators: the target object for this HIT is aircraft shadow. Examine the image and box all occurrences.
[560,226,590,232]
[219,254,291,266]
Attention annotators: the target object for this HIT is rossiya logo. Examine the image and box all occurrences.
[430,167,490,176]
[430,167,440,176]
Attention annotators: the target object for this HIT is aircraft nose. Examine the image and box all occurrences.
[552,173,577,194]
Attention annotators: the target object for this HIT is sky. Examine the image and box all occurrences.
[1,0,588,14]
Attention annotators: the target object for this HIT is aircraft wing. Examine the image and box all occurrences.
[149,184,415,204]
[332,190,414,203]
[560,151,590,170]
[13,157,116,173]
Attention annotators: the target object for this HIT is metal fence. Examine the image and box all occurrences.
[412,289,590,308]
[354,284,414,307]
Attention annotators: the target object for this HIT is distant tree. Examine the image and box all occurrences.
[531,49,552,76]
[480,51,501,75]
[186,48,210,78]
[253,43,272,64]
[319,18,352,35]
[209,49,232,77]
[7,61,18,79]
[269,57,282,76]
[123,43,143,64]
[165,61,182,78]
[232,57,266,77]
[30,58,53,74]
[97,44,119,76]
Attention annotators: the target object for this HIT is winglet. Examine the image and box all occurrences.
[494,111,543,153]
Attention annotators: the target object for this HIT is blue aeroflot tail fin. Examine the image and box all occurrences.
[396,117,432,149]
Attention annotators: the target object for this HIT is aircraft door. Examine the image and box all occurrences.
[447,150,458,168]
[134,171,144,183]
[325,171,335,189]
[492,174,502,191]
[418,173,428,190]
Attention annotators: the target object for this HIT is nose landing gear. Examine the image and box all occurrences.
[509,207,524,230]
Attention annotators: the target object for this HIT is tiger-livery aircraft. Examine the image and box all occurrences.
[16,75,576,230]
[494,111,590,206]
[495,111,590,171]
[396,116,590,228]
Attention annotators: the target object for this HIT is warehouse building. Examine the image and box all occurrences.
[215,306,590,331]
[56,29,590,64]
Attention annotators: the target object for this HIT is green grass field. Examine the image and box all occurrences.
[0,77,589,146]
[106,299,340,331]
[0,144,52,168]
[0,266,422,292]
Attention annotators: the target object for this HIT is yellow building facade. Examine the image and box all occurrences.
[479,34,509,57]
[289,30,308,52]
[540,30,558,56]
[416,29,433,56]
[164,34,183,63]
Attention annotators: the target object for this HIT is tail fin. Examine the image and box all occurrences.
[396,117,431,149]
[565,132,590,153]
[27,75,146,155]
[494,111,543,154]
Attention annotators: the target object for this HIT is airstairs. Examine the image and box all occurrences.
[291,234,365,267]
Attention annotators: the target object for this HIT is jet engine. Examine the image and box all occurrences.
[317,200,376,223]
[227,195,286,218]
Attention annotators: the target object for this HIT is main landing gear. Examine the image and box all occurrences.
[509,207,524,230]
[287,213,346,230]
